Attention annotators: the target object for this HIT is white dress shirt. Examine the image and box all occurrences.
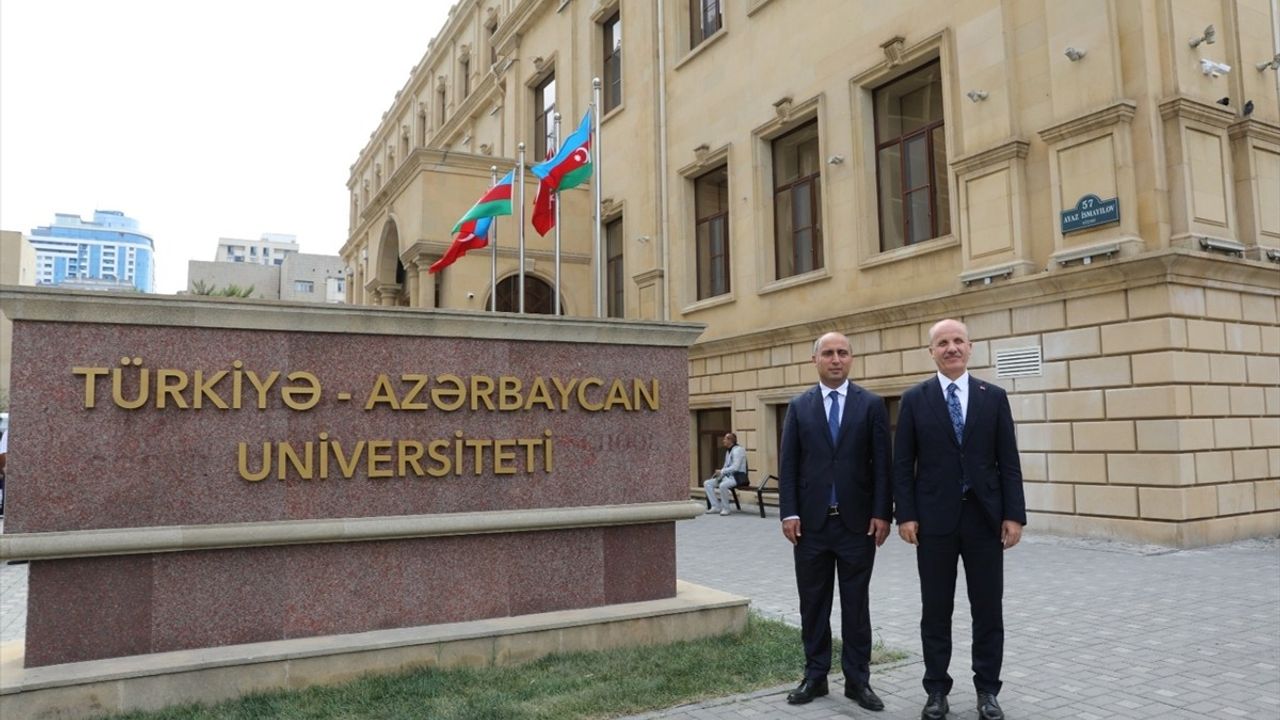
[936,371,970,421]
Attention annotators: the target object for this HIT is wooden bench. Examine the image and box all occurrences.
[702,470,780,518]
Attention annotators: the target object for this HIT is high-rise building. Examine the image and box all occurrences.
[28,210,154,293]
[215,233,300,266]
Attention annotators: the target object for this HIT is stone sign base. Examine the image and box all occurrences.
[0,581,748,720]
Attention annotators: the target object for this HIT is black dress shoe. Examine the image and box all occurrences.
[977,692,1004,720]
[844,682,885,711]
[921,692,949,720]
[786,677,829,704]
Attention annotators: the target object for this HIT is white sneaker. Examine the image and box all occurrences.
[719,509,731,516]
[704,507,719,515]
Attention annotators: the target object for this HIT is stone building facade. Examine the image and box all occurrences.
[345,0,1279,546]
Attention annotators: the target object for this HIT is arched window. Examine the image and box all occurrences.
[494,275,563,314]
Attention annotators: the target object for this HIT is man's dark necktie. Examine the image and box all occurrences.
[828,390,840,506]
[947,383,964,444]
[948,382,970,493]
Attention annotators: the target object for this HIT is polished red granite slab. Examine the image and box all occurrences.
[9,318,691,667]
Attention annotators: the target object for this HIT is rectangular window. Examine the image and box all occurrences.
[772,120,822,279]
[689,0,722,49]
[874,60,950,251]
[695,408,732,483]
[602,12,622,113]
[294,280,314,293]
[606,217,624,318]
[534,73,556,160]
[460,57,470,99]
[487,22,498,66]
[438,86,447,126]
[694,165,730,299]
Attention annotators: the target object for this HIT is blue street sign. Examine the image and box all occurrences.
[1061,194,1120,234]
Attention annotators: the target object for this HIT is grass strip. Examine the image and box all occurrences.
[111,615,903,720]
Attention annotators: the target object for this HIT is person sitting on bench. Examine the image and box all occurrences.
[704,432,747,516]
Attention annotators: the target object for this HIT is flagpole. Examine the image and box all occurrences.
[489,165,498,312]
[591,77,603,318]
[517,142,526,314]
[552,112,562,316]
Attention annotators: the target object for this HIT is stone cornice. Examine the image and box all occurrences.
[1158,96,1235,128]
[1037,100,1137,145]
[1227,117,1280,145]
[492,0,555,62]
[350,148,521,241]
[687,249,1278,358]
[0,286,705,348]
[950,138,1030,175]
[0,502,703,562]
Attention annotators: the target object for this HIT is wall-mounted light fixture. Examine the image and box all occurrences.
[1257,53,1280,71]
[1200,58,1232,77]
[1064,47,1086,62]
[966,90,988,102]
[1188,24,1215,48]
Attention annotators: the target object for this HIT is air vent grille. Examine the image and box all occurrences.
[994,346,1043,378]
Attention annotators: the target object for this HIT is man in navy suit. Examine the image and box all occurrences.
[779,332,891,709]
[894,319,1026,720]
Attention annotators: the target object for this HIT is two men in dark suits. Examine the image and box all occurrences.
[894,319,1026,720]
[779,332,891,709]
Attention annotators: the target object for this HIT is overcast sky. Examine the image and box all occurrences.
[0,1,453,293]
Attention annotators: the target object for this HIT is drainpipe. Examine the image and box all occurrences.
[656,0,671,321]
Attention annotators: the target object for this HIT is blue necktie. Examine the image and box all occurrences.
[828,390,840,506]
[947,382,964,445]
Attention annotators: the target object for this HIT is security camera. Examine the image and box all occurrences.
[1200,59,1231,77]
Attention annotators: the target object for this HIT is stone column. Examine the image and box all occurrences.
[403,259,421,308]
[416,252,436,308]
[376,283,402,306]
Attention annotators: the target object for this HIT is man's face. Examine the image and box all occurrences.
[929,321,972,379]
[812,333,853,388]
[721,434,734,449]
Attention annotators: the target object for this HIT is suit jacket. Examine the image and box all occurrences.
[779,383,892,532]
[892,375,1026,536]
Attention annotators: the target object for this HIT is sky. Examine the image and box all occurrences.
[0,1,454,293]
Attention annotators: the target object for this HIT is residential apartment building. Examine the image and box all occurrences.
[345,0,1280,546]
[216,233,301,267]
[27,210,155,293]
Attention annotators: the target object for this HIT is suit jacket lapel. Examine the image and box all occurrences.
[963,376,987,444]
[836,384,860,445]
[924,378,960,448]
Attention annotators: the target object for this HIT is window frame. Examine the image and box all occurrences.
[694,164,731,300]
[872,59,950,252]
[602,11,622,114]
[771,120,823,280]
[689,0,722,49]
[533,72,557,161]
[605,216,624,318]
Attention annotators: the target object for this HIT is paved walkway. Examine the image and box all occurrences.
[2,514,1277,719]
[626,508,1280,720]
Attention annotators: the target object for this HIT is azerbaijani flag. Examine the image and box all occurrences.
[531,111,592,235]
[429,215,493,273]
[450,170,514,234]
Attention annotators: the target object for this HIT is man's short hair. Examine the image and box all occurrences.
[812,332,853,356]
[724,432,738,444]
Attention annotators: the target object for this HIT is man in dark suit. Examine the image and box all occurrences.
[779,332,892,709]
[893,319,1026,720]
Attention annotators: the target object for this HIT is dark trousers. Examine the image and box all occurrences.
[794,514,876,685]
[916,496,1004,696]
